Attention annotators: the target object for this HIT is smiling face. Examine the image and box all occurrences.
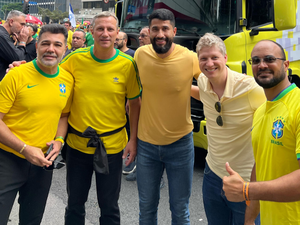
[198,45,228,80]
[149,19,176,54]
[36,32,66,68]
[92,16,118,51]
[251,41,289,89]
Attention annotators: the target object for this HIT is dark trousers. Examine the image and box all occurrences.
[0,149,53,225]
[64,144,122,225]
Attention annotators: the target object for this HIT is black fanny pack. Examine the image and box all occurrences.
[68,124,125,174]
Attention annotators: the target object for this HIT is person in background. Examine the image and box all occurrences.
[139,26,150,46]
[223,40,300,225]
[84,25,94,47]
[0,10,29,80]
[114,31,135,57]
[63,29,86,58]
[25,25,37,62]
[64,21,73,50]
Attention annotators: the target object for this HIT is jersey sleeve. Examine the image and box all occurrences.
[0,69,19,113]
[126,58,141,100]
[295,110,300,159]
[192,52,201,79]
[248,85,266,111]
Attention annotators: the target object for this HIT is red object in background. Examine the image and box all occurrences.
[83,21,91,25]
[26,14,42,25]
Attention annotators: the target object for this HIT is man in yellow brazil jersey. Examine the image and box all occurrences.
[60,11,141,225]
[223,40,300,225]
[0,24,73,225]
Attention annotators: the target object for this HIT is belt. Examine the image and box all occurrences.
[68,124,125,174]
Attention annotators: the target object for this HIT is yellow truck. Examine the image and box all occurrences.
[115,0,298,150]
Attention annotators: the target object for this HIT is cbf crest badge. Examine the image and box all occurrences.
[272,117,285,139]
[59,83,66,94]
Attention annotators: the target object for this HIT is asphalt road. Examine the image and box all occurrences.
[9,149,208,225]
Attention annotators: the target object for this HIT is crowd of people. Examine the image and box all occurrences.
[0,7,300,225]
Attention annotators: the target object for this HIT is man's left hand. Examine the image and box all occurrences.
[122,139,137,166]
[222,162,245,202]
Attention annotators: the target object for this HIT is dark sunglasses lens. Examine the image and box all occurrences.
[215,102,221,113]
[251,57,260,65]
[264,56,276,63]
[216,115,223,126]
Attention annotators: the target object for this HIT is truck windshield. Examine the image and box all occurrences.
[120,0,237,36]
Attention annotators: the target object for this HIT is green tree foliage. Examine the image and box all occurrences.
[1,3,23,19]
[38,7,68,23]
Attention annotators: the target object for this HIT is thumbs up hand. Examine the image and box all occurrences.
[222,162,245,202]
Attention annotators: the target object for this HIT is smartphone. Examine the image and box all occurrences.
[45,143,53,157]
[44,144,54,171]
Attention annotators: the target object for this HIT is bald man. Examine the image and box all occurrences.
[114,31,135,57]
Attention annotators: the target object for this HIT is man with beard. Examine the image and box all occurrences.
[191,33,264,225]
[0,10,29,80]
[114,31,135,57]
[223,40,300,224]
[134,9,200,224]
[0,24,73,225]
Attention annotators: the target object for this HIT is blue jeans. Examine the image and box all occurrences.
[136,132,194,225]
[203,163,260,225]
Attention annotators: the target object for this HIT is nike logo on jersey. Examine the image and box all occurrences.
[27,84,39,88]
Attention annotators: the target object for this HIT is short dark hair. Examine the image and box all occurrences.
[64,21,71,26]
[32,25,38,33]
[149,9,175,27]
[38,24,68,45]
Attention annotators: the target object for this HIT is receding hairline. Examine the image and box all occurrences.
[252,40,286,59]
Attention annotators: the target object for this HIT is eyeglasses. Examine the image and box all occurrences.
[72,37,82,40]
[115,38,125,42]
[248,55,285,65]
[215,101,223,127]
[139,34,148,38]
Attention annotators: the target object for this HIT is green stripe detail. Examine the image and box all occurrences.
[128,90,142,100]
[60,47,90,64]
[32,59,59,78]
[272,83,297,101]
[297,153,300,160]
[90,46,119,63]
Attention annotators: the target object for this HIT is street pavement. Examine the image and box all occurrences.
[9,150,208,225]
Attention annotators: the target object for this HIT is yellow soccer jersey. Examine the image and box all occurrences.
[67,30,73,50]
[252,84,300,224]
[0,59,74,158]
[60,47,141,155]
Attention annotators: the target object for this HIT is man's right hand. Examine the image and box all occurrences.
[22,145,53,167]
[6,60,26,73]
[17,26,29,42]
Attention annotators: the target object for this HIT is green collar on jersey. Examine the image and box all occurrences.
[272,83,297,101]
[32,59,59,78]
[90,46,119,63]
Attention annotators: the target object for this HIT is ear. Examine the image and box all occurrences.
[284,60,290,72]
[224,54,228,63]
[173,27,177,36]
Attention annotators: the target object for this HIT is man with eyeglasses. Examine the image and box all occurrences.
[191,33,265,225]
[0,10,29,80]
[223,40,300,225]
[114,31,135,57]
[63,30,86,58]
[139,27,150,46]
